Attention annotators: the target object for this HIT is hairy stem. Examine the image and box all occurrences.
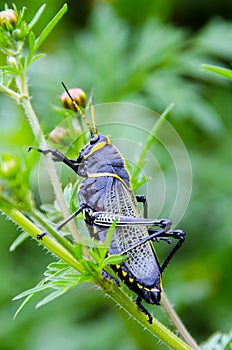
[16,70,80,242]
[1,200,192,350]
[161,292,200,349]
[1,203,83,273]
[106,285,192,350]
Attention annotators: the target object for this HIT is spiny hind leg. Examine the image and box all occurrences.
[135,296,153,324]
[136,195,147,218]
[160,230,186,273]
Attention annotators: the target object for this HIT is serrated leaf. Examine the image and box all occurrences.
[34,4,68,52]
[9,231,29,251]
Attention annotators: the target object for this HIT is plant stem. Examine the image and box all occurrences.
[1,203,83,273]
[105,285,192,350]
[17,69,80,242]
[1,201,191,350]
[32,208,77,259]
[161,292,200,349]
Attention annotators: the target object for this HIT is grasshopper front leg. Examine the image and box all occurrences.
[28,147,80,173]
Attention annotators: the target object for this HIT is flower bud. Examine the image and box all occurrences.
[0,158,18,178]
[61,88,87,111]
[49,126,70,144]
[0,9,18,29]
[7,56,17,68]
[12,28,23,41]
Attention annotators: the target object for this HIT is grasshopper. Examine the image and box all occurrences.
[32,85,186,323]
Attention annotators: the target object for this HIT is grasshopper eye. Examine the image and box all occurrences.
[90,135,99,144]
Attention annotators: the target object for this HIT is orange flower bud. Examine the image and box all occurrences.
[49,126,70,144]
[61,88,87,111]
[0,9,18,28]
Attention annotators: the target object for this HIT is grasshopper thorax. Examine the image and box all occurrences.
[75,131,132,192]
[76,134,111,175]
[75,134,120,176]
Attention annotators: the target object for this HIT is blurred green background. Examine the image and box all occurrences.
[1,0,232,349]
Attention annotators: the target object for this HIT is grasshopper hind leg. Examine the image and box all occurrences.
[135,296,153,324]
[136,195,147,218]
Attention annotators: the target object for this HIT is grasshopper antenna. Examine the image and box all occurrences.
[89,91,97,135]
[61,82,93,136]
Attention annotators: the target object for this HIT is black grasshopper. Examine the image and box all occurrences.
[33,86,186,323]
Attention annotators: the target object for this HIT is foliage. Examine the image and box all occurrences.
[0,1,232,350]
[0,4,195,350]
[201,331,232,350]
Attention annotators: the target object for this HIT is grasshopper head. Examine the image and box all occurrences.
[76,134,114,176]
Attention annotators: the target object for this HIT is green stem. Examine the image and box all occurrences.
[1,203,83,273]
[161,292,200,350]
[1,200,192,349]
[0,83,21,102]
[16,69,80,242]
[105,285,192,350]
[32,208,77,259]
[131,102,198,347]
[3,209,189,350]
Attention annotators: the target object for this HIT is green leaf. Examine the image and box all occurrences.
[74,242,83,260]
[88,248,101,263]
[36,287,70,308]
[13,294,35,319]
[43,266,69,277]
[96,220,118,262]
[201,331,232,350]
[0,65,19,74]
[19,55,25,69]
[28,31,36,52]
[49,280,73,288]
[46,261,69,271]
[9,231,29,251]
[29,53,46,64]
[13,284,51,300]
[103,218,118,249]
[103,253,128,267]
[34,4,68,52]
[132,103,173,185]
[201,64,232,81]
[28,4,46,31]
